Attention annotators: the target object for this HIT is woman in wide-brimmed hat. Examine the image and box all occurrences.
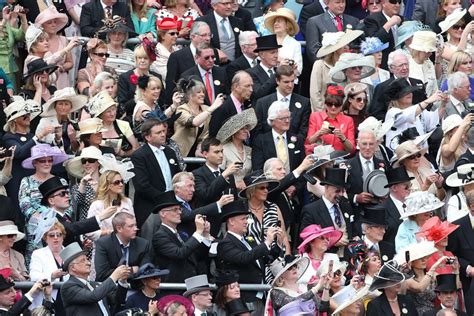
[342,82,369,133]
[384,78,446,151]
[437,113,471,173]
[328,52,376,85]
[395,21,427,51]
[217,109,257,188]
[18,144,69,262]
[264,8,302,81]
[309,29,363,111]
[315,256,351,301]
[0,221,27,281]
[20,58,58,107]
[151,18,180,82]
[76,118,114,155]
[360,37,390,88]
[157,294,195,315]
[445,163,474,222]
[395,191,444,252]
[332,286,370,316]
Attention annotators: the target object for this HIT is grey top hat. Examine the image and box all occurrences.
[60,242,88,271]
[183,274,212,297]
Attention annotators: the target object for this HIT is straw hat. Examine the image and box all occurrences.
[358,116,393,141]
[21,144,68,169]
[416,216,459,244]
[395,21,428,48]
[401,191,444,219]
[25,24,44,52]
[297,224,343,253]
[409,30,437,52]
[332,286,369,315]
[328,53,376,83]
[64,146,103,179]
[360,37,389,56]
[88,91,117,118]
[3,97,41,131]
[439,8,466,34]
[78,118,108,136]
[442,114,463,135]
[41,88,88,117]
[317,30,363,58]
[394,240,438,265]
[269,255,309,286]
[446,163,474,187]
[216,109,257,143]
[0,220,25,242]
[35,6,68,33]
[394,140,427,165]
[264,8,299,37]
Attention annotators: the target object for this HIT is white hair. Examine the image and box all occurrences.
[447,71,469,93]
[267,101,290,126]
[93,72,115,88]
[263,157,283,175]
[387,49,408,68]
[239,31,258,46]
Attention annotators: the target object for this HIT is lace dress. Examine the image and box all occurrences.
[270,287,326,313]
[408,279,436,316]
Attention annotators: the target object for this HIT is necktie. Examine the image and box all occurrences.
[364,160,372,177]
[251,59,257,67]
[335,15,343,31]
[86,281,109,315]
[120,245,129,265]
[63,214,72,223]
[213,171,220,178]
[281,97,288,102]
[267,69,273,77]
[220,18,230,40]
[105,6,112,19]
[241,237,252,250]
[154,148,172,190]
[333,204,342,227]
[276,135,288,165]
[176,232,185,245]
[204,72,213,103]
[181,201,192,215]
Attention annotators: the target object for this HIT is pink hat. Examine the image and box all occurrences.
[157,17,178,30]
[297,224,343,254]
[416,216,459,244]
[157,295,194,316]
[35,7,68,34]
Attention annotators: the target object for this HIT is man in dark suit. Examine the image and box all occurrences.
[233,1,257,31]
[252,101,305,172]
[79,0,133,37]
[383,166,413,244]
[305,0,359,63]
[94,212,152,282]
[369,49,427,121]
[209,71,254,137]
[423,274,468,316]
[61,242,130,315]
[180,42,228,106]
[226,30,259,85]
[245,34,280,99]
[0,278,54,315]
[38,177,115,247]
[152,191,212,283]
[192,138,240,207]
[362,0,403,70]
[131,119,181,230]
[196,0,244,62]
[254,64,311,141]
[299,1,325,37]
[217,200,280,315]
[301,168,359,254]
[360,205,395,264]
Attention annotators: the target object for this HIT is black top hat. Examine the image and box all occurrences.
[0,275,14,291]
[151,191,181,213]
[24,58,58,79]
[254,34,282,53]
[38,176,69,206]
[435,274,457,292]
[221,199,251,222]
[385,78,422,101]
[238,170,279,199]
[384,166,414,188]
[133,263,169,280]
[215,270,239,287]
[361,204,388,227]
[225,298,253,316]
[320,168,346,188]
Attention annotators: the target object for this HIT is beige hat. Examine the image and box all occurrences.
[25,24,45,52]
[269,255,309,286]
[41,87,88,117]
[35,6,68,34]
[344,82,368,104]
[264,8,299,37]
[409,31,437,52]
[88,91,117,118]
[439,8,466,34]
[216,108,257,143]
[3,97,41,131]
[442,114,463,135]
[394,140,427,165]
[332,286,369,315]
[328,53,376,83]
[401,191,444,219]
[317,30,363,58]
[358,116,393,141]
[64,146,104,179]
[78,118,108,136]
[394,240,438,264]
[0,221,25,242]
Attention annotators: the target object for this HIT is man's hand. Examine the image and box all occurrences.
[110,265,130,282]
[222,162,240,178]
[195,214,206,235]
[98,206,118,221]
[217,194,234,207]
[265,227,280,246]
[356,192,374,204]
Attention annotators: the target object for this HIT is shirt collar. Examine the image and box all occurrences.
[321,111,343,121]
[276,90,291,103]
[363,235,377,249]
[260,63,272,74]
[189,43,197,57]
[390,193,405,213]
[272,129,287,140]
[322,195,335,211]
[148,143,165,152]
[197,64,210,77]
[327,10,339,19]
[359,153,373,165]
[100,0,110,9]
[116,235,130,248]
[206,163,220,173]
[213,10,226,23]
[449,94,462,106]
[243,54,256,66]
[162,223,177,234]
[227,230,243,240]
[230,93,242,108]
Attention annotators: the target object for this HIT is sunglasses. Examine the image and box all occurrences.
[111,179,124,185]
[93,52,110,58]
[452,24,465,30]
[352,96,367,103]
[167,31,178,36]
[334,270,342,277]
[81,158,98,164]
[203,55,216,61]
[349,66,363,70]
[407,153,422,160]
[36,158,54,164]
[21,114,30,120]
[51,190,69,198]
[47,232,63,238]
[4,234,16,239]
[325,101,342,108]
[388,0,402,4]
[368,0,380,4]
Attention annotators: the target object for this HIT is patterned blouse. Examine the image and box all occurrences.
[70,183,97,221]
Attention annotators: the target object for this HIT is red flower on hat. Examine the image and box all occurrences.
[130,73,138,85]
[326,85,344,97]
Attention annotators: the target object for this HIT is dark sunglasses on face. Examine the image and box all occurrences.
[93,52,110,58]
[452,24,465,30]
[325,101,342,108]
[37,158,54,164]
[350,66,363,70]
[334,270,342,277]
[81,158,98,164]
[167,32,178,36]
[5,234,16,239]
[203,55,216,61]
[388,0,402,4]
[111,179,124,185]
[352,96,367,103]
[368,0,380,4]
[47,232,63,238]
[52,190,69,198]
[408,153,422,160]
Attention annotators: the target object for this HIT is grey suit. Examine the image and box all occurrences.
[443,98,471,118]
[305,12,359,64]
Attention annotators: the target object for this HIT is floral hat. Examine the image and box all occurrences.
[360,37,389,56]
[3,97,41,131]
[401,191,444,219]
[99,154,135,183]
[416,216,459,244]
[358,116,393,141]
[317,30,363,58]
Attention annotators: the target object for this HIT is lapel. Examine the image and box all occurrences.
[380,294,395,315]
[255,65,269,82]
[227,233,262,270]
[143,144,165,183]
[459,215,474,248]
[286,132,300,169]
[322,13,337,31]
[207,15,220,49]
[264,132,277,158]
[112,234,125,262]
[385,198,402,225]
[318,200,335,228]
[95,0,105,22]
[163,225,182,245]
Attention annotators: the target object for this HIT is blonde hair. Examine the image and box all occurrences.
[134,45,149,61]
[96,170,125,207]
[30,32,49,53]
[42,221,67,241]
[134,76,163,102]
[447,51,472,74]
[441,130,466,161]
[129,0,148,19]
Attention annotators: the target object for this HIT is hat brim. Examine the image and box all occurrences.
[152,201,182,214]
[22,152,69,169]
[133,269,170,280]
[41,94,88,117]
[331,287,369,315]
[439,9,467,33]
[221,210,251,222]
[63,250,88,271]
[41,184,69,205]
[363,42,390,56]
[24,64,58,80]
[264,12,299,36]
[409,42,437,52]
[317,30,364,58]
[297,229,343,253]
[254,45,282,53]
[363,170,389,197]
[0,280,15,291]
[396,146,428,165]
[100,24,138,37]
[271,256,309,286]
[64,154,104,179]
[384,176,415,188]
[329,58,376,83]
[238,179,279,199]
[446,172,474,187]
[183,286,213,297]
[0,227,25,242]
[400,201,445,219]
[216,109,258,143]
[306,151,349,175]
[37,13,68,33]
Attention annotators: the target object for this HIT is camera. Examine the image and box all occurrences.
[446,257,455,265]
[112,199,120,206]
[328,126,335,133]
[41,279,50,286]
[288,59,295,66]
[7,5,29,13]
[0,149,12,158]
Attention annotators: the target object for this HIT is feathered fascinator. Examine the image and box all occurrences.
[321,32,345,47]
[29,208,57,244]
[360,37,389,56]
[99,154,135,183]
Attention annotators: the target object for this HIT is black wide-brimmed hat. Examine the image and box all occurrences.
[221,199,251,222]
[215,270,239,287]
[361,204,388,227]
[151,191,181,213]
[384,166,414,188]
[254,34,282,52]
[225,298,253,316]
[385,78,422,101]
[238,171,279,199]
[38,176,69,206]
[369,260,406,291]
[320,168,347,188]
[24,58,58,79]
[133,263,169,280]
[435,274,457,292]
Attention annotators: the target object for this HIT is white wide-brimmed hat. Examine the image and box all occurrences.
[264,8,299,37]
[41,87,88,117]
[25,24,44,52]
[316,254,348,278]
[317,30,363,58]
[332,286,369,315]
[439,8,467,34]
[270,255,309,286]
[446,163,474,187]
[78,118,108,136]
[358,116,393,141]
[442,114,463,135]
[88,91,117,118]
[99,154,135,183]
[401,191,444,219]
[394,240,438,264]
[409,30,437,52]
[64,146,104,179]
[328,53,376,83]
[216,109,257,143]
[3,97,41,131]
[0,221,25,242]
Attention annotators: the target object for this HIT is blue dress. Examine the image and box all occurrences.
[131,8,158,38]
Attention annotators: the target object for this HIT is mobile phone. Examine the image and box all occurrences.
[202,215,207,221]
[446,257,455,265]
[329,126,335,133]
[405,250,410,263]
[41,279,50,286]
[235,161,244,169]
[0,150,12,158]
[328,260,334,274]
[112,199,119,207]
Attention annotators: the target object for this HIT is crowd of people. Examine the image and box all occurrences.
[0,0,473,314]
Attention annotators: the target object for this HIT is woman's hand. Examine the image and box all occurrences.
[461,113,474,131]
[333,128,345,141]
[462,21,474,37]
[179,27,190,38]
[172,92,183,107]
[425,90,445,104]
[66,37,79,51]
[148,299,159,315]
[209,93,225,111]
[32,74,42,90]
[51,269,67,280]
[36,125,55,140]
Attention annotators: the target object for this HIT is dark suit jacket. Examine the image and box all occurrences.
[165,47,196,104]
[61,276,117,316]
[131,144,181,227]
[298,1,325,37]
[383,196,403,244]
[179,200,220,236]
[378,240,396,264]
[366,293,418,316]
[79,0,133,37]
[196,13,244,60]
[0,295,33,315]
[94,233,152,282]
[454,148,474,168]
[217,233,270,302]
[234,8,257,31]
[192,165,237,207]
[423,308,468,316]
[369,76,427,121]
[226,55,252,86]
[152,225,206,282]
[55,212,100,247]
[17,0,69,24]
[209,96,249,137]
[180,65,228,106]
[254,92,311,141]
[252,131,305,172]
[362,12,396,70]
[245,64,277,99]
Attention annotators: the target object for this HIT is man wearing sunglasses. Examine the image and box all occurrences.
[38,176,117,247]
